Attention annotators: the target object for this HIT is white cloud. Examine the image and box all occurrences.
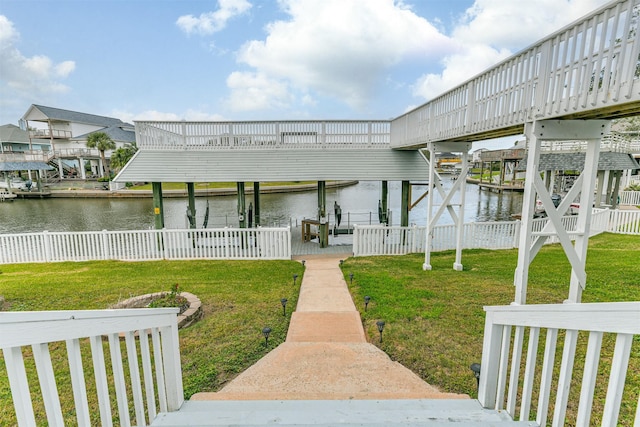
[176,0,252,35]
[0,15,75,97]
[412,0,612,101]
[229,0,455,112]
[113,109,225,123]
[225,71,293,111]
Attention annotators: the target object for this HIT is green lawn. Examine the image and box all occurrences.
[0,233,638,425]
[343,233,640,425]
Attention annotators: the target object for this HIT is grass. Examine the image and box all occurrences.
[343,233,640,425]
[0,233,638,425]
[0,259,303,425]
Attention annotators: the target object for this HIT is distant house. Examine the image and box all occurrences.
[471,148,488,166]
[22,104,136,179]
[0,124,50,153]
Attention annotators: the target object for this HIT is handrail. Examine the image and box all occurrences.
[1,308,183,426]
[391,0,640,148]
[478,302,640,425]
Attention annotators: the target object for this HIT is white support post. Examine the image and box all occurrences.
[421,142,471,271]
[513,120,609,305]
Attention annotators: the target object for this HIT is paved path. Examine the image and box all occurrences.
[191,256,466,401]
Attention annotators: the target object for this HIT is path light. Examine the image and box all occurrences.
[470,363,481,389]
[364,295,371,311]
[301,260,306,267]
[339,259,344,266]
[293,274,298,286]
[280,298,288,316]
[349,273,354,285]
[376,320,385,343]
[262,326,271,348]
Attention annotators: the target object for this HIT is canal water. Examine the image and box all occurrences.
[0,180,522,234]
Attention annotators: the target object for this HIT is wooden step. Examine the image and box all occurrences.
[150,399,539,426]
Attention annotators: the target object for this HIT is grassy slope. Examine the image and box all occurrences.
[343,233,640,425]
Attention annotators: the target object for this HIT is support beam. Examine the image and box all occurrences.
[401,180,410,227]
[380,181,388,225]
[237,182,246,228]
[422,142,472,271]
[317,181,328,248]
[514,119,609,305]
[253,182,261,226]
[152,182,164,230]
[186,183,196,229]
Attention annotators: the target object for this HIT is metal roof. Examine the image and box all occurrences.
[0,162,54,171]
[0,124,30,143]
[517,152,640,171]
[73,124,136,144]
[23,105,132,128]
[114,148,429,183]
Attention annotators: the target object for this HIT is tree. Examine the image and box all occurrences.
[109,143,138,173]
[86,132,116,177]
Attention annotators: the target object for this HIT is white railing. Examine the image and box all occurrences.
[1,308,183,426]
[353,208,636,256]
[0,227,291,264]
[620,190,640,205]
[478,302,640,426]
[391,0,640,148]
[135,120,391,150]
[540,132,637,153]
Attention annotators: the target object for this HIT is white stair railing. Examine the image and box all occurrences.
[478,302,640,426]
[1,308,183,426]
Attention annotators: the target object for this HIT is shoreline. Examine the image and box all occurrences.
[44,180,359,199]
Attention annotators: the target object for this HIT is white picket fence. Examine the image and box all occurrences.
[478,302,640,426]
[620,190,640,206]
[1,308,183,426]
[353,208,638,256]
[0,227,291,264]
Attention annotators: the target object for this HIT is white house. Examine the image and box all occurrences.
[22,104,136,179]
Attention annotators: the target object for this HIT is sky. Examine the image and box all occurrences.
[0,0,611,150]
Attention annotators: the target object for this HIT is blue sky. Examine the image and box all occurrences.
[0,0,610,149]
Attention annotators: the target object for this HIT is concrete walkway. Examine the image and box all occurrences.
[191,256,466,401]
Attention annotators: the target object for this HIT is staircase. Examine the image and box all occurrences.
[149,257,534,426]
[151,399,537,426]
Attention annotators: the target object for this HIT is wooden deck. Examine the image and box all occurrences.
[291,225,353,257]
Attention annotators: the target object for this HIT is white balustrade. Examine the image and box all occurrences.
[620,190,640,205]
[1,308,183,426]
[478,302,640,426]
[135,120,391,150]
[0,227,291,264]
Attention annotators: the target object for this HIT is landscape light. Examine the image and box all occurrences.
[364,295,371,311]
[376,320,385,343]
[280,298,288,316]
[349,273,354,285]
[293,274,298,286]
[470,363,481,388]
[339,259,344,266]
[262,326,271,348]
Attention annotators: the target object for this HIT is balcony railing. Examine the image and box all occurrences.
[134,120,391,150]
[29,129,72,139]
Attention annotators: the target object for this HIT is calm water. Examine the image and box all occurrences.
[0,181,522,234]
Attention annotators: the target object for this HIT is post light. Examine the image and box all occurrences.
[349,273,354,285]
[364,295,371,311]
[280,298,288,316]
[301,260,306,267]
[262,326,271,348]
[470,363,481,389]
[376,320,385,343]
[339,259,344,266]
[293,274,298,286]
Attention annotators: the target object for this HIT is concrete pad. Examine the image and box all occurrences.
[191,342,467,401]
[286,312,366,342]
[296,286,356,312]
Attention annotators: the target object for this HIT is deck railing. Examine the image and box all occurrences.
[1,308,183,426]
[0,227,291,264]
[391,0,640,148]
[478,302,640,426]
[620,190,640,205]
[352,208,634,256]
[134,120,391,150]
